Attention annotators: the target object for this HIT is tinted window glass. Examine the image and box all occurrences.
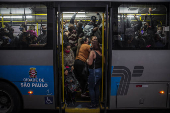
[0,4,47,48]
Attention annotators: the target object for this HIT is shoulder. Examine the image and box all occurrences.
[85,44,90,47]
[83,44,90,48]
[90,50,95,54]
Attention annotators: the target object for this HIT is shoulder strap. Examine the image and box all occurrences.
[93,50,97,60]
[93,50,96,85]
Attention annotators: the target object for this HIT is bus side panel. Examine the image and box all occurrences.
[110,50,170,109]
[0,50,55,109]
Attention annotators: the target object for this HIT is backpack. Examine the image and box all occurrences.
[84,24,94,37]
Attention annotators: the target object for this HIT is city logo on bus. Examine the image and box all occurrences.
[29,68,37,78]
[112,66,144,95]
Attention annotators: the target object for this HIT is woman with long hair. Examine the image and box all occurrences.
[74,36,91,96]
[87,40,103,108]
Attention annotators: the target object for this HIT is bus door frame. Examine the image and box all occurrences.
[55,2,112,112]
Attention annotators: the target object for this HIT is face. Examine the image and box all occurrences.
[64,70,68,75]
[4,28,9,33]
[42,26,47,30]
[85,38,89,44]
[65,46,71,51]
[91,36,97,42]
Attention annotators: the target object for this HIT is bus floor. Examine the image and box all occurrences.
[64,91,100,113]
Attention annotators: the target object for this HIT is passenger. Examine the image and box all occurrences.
[67,24,77,57]
[154,26,166,47]
[27,25,38,38]
[19,24,27,33]
[0,28,11,47]
[86,41,103,108]
[17,24,28,47]
[69,12,84,39]
[76,22,84,39]
[37,25,47,44]
[84,12,102,41]
[63,20,68,31]
[63,25,69,43]
[18,32,30,47]
[60,42,75,70]
[76,33,84,57]
[64,67,77,105]
[60,42,76,105]
[90,36,97,46]
[74,36,91,97]
[27,25,38,44]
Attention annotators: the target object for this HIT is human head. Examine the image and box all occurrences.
[91,36,97,42]
[81,36,89,44]
[20,24,26,32]
[157,27,162,34]
[68,24,75,32]
[143,22,149,31]
[77,22,83,28]
[42,25,47,30]
[29,25,35,31]
[64,69,68,75]
[42,25,47,34]
[91,16,96,23]
[64,42,71,54]
[92,40,101,51]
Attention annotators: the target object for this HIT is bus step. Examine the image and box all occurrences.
[65,102,100,113]
[65,107,100,113]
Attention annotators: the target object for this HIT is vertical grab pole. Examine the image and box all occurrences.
[62,13,64,103]
[36,23,38,36]
[101,13,104,102]
[2,16,4,28]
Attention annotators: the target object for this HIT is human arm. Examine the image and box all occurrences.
[70,12,78,24]
[96,12,102,26]
[70,49,75,67]
[87,50,95,65]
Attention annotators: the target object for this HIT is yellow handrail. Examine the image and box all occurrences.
[2,16,4,28]
[62,13,64,102]
[36,23,38,36]
[101,13,104,102]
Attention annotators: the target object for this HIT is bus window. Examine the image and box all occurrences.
[0,4,47,48]
[113,4,167,49]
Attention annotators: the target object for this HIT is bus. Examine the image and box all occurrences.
[0,0,170,113]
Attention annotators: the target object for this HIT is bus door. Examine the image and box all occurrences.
[56,2,111,113]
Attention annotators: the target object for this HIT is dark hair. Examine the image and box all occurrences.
[78,33,84,38]
[68,24,75,32]
[78,22,83,28]
[64,42,71,49]
[81,36,88,44]
[91,16,96,22]
[92,41,101,51]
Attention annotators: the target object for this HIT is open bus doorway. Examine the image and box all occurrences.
[57,10,108,113]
